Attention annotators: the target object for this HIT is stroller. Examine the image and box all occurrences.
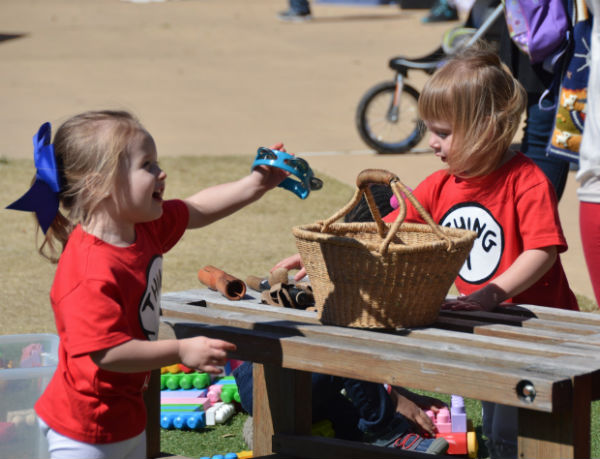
[355,0,505,154]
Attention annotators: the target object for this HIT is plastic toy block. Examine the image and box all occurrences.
[160,397,211,408]
[160,404,205,412]
[160,411,206,430]
[161,372,211,390]
[161,363,180,374]
[7,408,37,427]
[205,402,236,426]
[437,432,468,455]
[236,451,253,459]
[207,383,240,403]
[220,384,240,403]
[200,451,243,459]
[435,407,452,433]
[161,388,208,398]
[425,395,477,457]
[178,363,194,373]
[207,387,222,403]
[212,376,236,385]
[450,395,467,433]
[436,431,477,457]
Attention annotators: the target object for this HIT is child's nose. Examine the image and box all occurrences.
[428,134,438,149]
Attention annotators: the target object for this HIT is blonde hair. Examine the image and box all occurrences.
[418,45,526,178]
[39,110,146,262]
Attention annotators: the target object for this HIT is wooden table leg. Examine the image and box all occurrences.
[252,363,312,456]
[144,369,161,458]
[518,375,592,458]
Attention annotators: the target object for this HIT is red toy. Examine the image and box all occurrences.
[426,395,478,457]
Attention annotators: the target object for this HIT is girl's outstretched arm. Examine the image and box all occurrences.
[184,143,289,229]
[444,246,558,311]
[90,337,237,374]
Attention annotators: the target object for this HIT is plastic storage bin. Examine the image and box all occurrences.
[0,333,59,459]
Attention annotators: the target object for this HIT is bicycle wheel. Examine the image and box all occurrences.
[356,81,424,154]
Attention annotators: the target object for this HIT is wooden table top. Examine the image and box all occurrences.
[161,289,600,414]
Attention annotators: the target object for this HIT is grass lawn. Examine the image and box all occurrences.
[1,156,599,458]
[157,393,600,458]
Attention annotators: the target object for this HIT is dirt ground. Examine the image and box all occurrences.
[0,0,595,305]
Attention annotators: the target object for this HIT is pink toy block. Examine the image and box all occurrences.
[161,389,207,398]
[435,407,452,433]
[207,384,224,403]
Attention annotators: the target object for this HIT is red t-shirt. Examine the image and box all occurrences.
[35,200,189,443]
[383,153,578,310]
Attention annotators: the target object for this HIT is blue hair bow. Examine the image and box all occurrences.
[6,122,61,234]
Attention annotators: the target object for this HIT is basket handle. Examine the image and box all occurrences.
[320,169,455,255]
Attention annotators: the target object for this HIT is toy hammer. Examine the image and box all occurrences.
[197,265,246,301]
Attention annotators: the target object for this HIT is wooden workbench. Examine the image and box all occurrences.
[150,288,600,458]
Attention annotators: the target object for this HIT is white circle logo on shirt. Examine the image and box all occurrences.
[440,203,504,284]
[138,255,163,341]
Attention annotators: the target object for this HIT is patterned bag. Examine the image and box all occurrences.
[547,0,592,163]
[504,0,570,70]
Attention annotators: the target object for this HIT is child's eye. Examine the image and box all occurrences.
[143,161,160,172]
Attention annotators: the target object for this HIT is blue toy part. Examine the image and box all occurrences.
[251,147,322,199]
[160,411,206,430]
[199,454,238,459]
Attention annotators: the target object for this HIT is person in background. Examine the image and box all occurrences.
[578,0,600,306]
[278,0,312,22]
[496,1,571,201]
[422,0,459,23]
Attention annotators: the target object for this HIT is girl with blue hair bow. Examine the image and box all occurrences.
[7,110,288,459]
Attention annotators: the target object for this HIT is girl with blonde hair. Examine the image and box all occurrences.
[383,47,579,458]
[7,110,288,458]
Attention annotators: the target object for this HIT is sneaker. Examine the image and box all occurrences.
[422,0,459,23]
[277,9,312,22]
[392,433,450,455]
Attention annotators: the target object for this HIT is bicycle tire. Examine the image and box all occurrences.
[355,81,425,154]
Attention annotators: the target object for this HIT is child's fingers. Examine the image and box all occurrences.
[210,339,237,353]
[272,253,302,272]
[293,268,307,281]
[202,365,224,375]
[269,142,285,151]
[442,298,482,311]
[415,412,436,436]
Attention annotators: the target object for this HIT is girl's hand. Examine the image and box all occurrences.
[251,142,290,191]
[272,253,306,281]
[391,387,447,436]
[442,296,487,311]
[178,337,237,375]
[442,283,506,312]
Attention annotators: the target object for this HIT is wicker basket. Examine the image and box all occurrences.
[292,169,477,329]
